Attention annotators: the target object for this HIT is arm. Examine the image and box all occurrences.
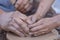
[52,14,60,26]
[29,14,60,36]
[29,15,60,36]
[26,0,55,24]
[34,0,55,19]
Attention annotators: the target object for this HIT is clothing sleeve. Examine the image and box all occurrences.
[0,0,15,12]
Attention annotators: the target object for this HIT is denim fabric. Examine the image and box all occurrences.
[0,0,15,12]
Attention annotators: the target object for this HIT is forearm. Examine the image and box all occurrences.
[34,0,55,19]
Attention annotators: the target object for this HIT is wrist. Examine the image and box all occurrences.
[52,15,60,26]
[56,15,60,26]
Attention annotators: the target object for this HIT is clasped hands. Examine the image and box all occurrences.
[0,11,57,37]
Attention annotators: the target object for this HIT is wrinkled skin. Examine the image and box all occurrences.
[28,15,60,36]
[14,0,32,13]
[0,11,29,37]
[0,0,58,37]
[0,11,60,37]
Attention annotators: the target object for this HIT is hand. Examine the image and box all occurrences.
[15,0,32,13]
[15,0,28,10]
[29,18,58,36]
[0,11,29,37]
[26,15,40,25]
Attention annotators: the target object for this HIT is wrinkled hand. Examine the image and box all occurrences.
[0,11,58,37]
[26,15,40,25]
[28,18,58,36]
[0,11,29,37]
[14,0,32,13]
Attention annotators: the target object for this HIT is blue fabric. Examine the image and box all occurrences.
[0,0,15,12]
[52,0,60,14]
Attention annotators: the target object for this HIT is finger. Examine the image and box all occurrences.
[17,0,25,10]
[18,0,28,10]
[28,19,45,28]
[33,28,48,34]
[10,21,23,32]
[8,26,25,37]
[24,0,33,11]
[30,20,55,32]
[10,21,29,37]
[33,31,46,36]
[33,28,49,36]
[15,0,23,8]
[24,0,33,10]
[14,11,27,20]
[31,16,38,24]
[34,30,51,36]
[20,3,30,13]
[14,17,29,33]
[24,3,32,12]
[20,0,33,13]
[26,15,37,25]
[11,23,29,37]
[30,24,47,32]
[26,16,33,25]
[17,12,27,20]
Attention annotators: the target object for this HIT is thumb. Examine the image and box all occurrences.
[26,15,36,25]
[31,16,37,23]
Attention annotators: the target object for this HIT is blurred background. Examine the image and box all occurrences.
[52,0,60,14]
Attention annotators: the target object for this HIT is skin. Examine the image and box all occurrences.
[11,0,55,24]
[0,0,30,37]
[14,0,31,13]
[11,0,57,36]
[26,0,55,24]
[0,0,57,37]
[29,15,60,36]
[0,11,29,37]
